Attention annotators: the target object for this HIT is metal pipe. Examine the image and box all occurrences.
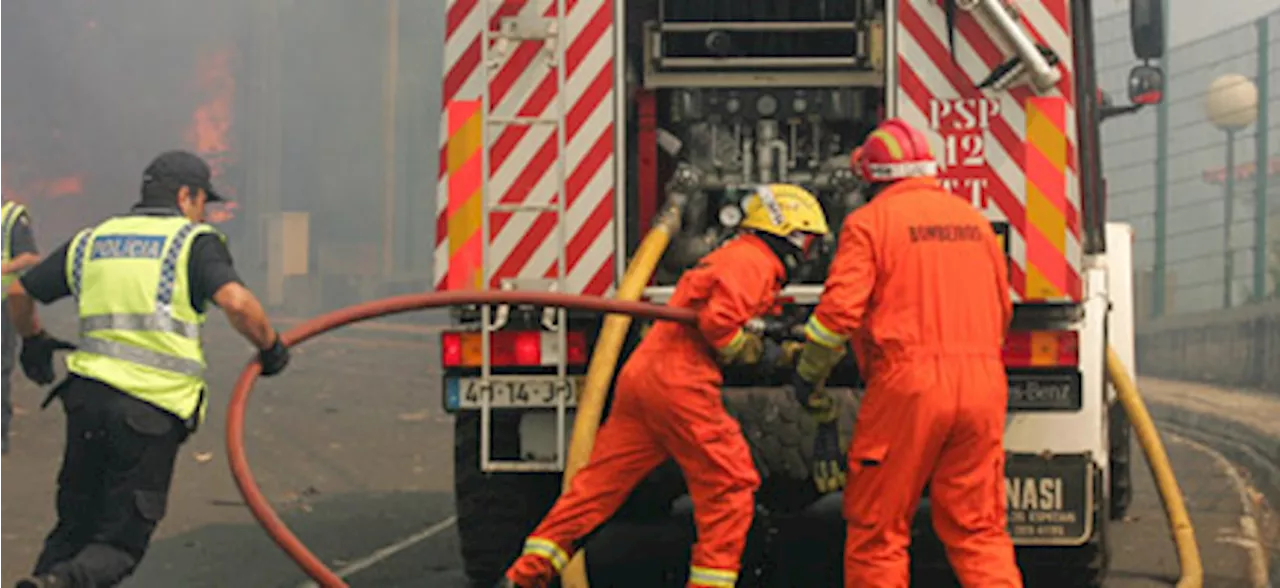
[381,0,400,276]
[768,138,789,183]
[658,21,857,33]
[1224,129,1237,308]
[970,0,1061,91]
[756,120,779,184]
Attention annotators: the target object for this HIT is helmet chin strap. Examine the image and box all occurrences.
[750,230,804,280]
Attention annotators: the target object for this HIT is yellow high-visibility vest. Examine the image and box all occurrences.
[2,201,29,300]
[64,214,223,425]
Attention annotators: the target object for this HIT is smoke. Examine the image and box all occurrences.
[3,1,447,320]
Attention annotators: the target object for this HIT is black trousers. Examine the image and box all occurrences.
[33,375,188,587]
[2,309,16,453]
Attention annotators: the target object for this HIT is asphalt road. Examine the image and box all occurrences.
[1,318,1273,587]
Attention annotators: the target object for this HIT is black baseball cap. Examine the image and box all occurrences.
[141,150,226,202]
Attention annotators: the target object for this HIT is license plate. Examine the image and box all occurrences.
[1005,453,1094,546]
[446,376,581,410]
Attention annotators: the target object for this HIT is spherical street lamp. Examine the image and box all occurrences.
[1205,73,1259,132]
[1204,73,1259,308]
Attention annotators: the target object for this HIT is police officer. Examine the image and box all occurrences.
[2,198,42,454]
[6,150,292,588]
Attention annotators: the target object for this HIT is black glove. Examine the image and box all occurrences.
[20,331,76,385]
[751,340,804,377]
[811,420,847,493]
[759,337,782,366]
[258,335,290,377]
[790,371,837,424]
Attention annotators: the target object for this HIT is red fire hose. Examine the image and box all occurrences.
[225,291,697,587]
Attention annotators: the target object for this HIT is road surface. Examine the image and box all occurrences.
[2,319,1273,587]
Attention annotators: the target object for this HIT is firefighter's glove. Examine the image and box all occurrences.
[20,331,76,386]
[258,335,291,377]
[790,372,839,425]
[716,330,766,366]
[811,420,847,493]
[757,339,805,375]
[773,341,806,369]
[795,339,846,386]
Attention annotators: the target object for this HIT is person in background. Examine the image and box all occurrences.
[6,150,292,588]
[2,198,43,455]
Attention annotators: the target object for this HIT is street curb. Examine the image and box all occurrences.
[1147,399,1280,502]
[1147,399,1280,585]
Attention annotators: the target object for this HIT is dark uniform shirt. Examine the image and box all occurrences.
[19,205,242,312]
[6,206,39,257]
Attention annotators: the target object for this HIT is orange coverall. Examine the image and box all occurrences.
[505,233,784,588]
[805,177,1021,587]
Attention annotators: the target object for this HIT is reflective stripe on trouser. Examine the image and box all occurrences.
[505,357,760,588]
[843,359,1021,588]
[522,537,569,571]
[688,565,738,588]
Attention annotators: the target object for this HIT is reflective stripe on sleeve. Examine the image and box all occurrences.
[803,315,848,349]
[717,328,748,355]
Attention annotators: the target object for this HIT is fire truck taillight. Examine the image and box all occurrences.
[1002,330,1079,368]
[442,331,589,368]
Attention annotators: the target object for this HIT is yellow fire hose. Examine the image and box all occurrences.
[1105,346,1203,588]
[560,203,683,588]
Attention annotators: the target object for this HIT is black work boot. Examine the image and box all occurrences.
[15,575,60,588]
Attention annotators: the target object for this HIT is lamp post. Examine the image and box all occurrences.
[1205,73,1259,308]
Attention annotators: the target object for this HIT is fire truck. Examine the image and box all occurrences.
[434,0,1165,585]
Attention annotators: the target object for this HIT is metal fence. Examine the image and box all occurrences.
[1097,9,1280,319]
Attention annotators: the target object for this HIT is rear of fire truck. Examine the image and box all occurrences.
[436,0,1166,585]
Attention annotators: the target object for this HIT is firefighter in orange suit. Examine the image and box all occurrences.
[792,118,1022,587]
[500,185,830,588]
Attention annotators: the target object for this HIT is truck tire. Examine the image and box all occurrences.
[1108,402,1133,520]
[722,387,861,512]
[454,411,561,587]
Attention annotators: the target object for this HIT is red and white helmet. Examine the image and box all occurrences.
[851,118,939,183]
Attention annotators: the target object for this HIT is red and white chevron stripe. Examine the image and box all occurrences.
[436,0,617,296]
[893,0,1081,302]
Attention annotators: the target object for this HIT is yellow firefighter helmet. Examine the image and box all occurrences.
[739,184,830,249]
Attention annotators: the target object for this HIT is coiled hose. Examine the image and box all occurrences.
[226,291,696,588]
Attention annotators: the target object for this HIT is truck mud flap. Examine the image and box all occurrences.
[1005,452,1095,546]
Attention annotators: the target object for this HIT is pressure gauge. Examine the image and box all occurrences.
[792,96,808,113]
[718,204,744,227]
[756,94,779,117]
[725,96,742,115]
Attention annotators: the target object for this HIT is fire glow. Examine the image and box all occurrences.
[1,170,84,202]
[185,48,237,223]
